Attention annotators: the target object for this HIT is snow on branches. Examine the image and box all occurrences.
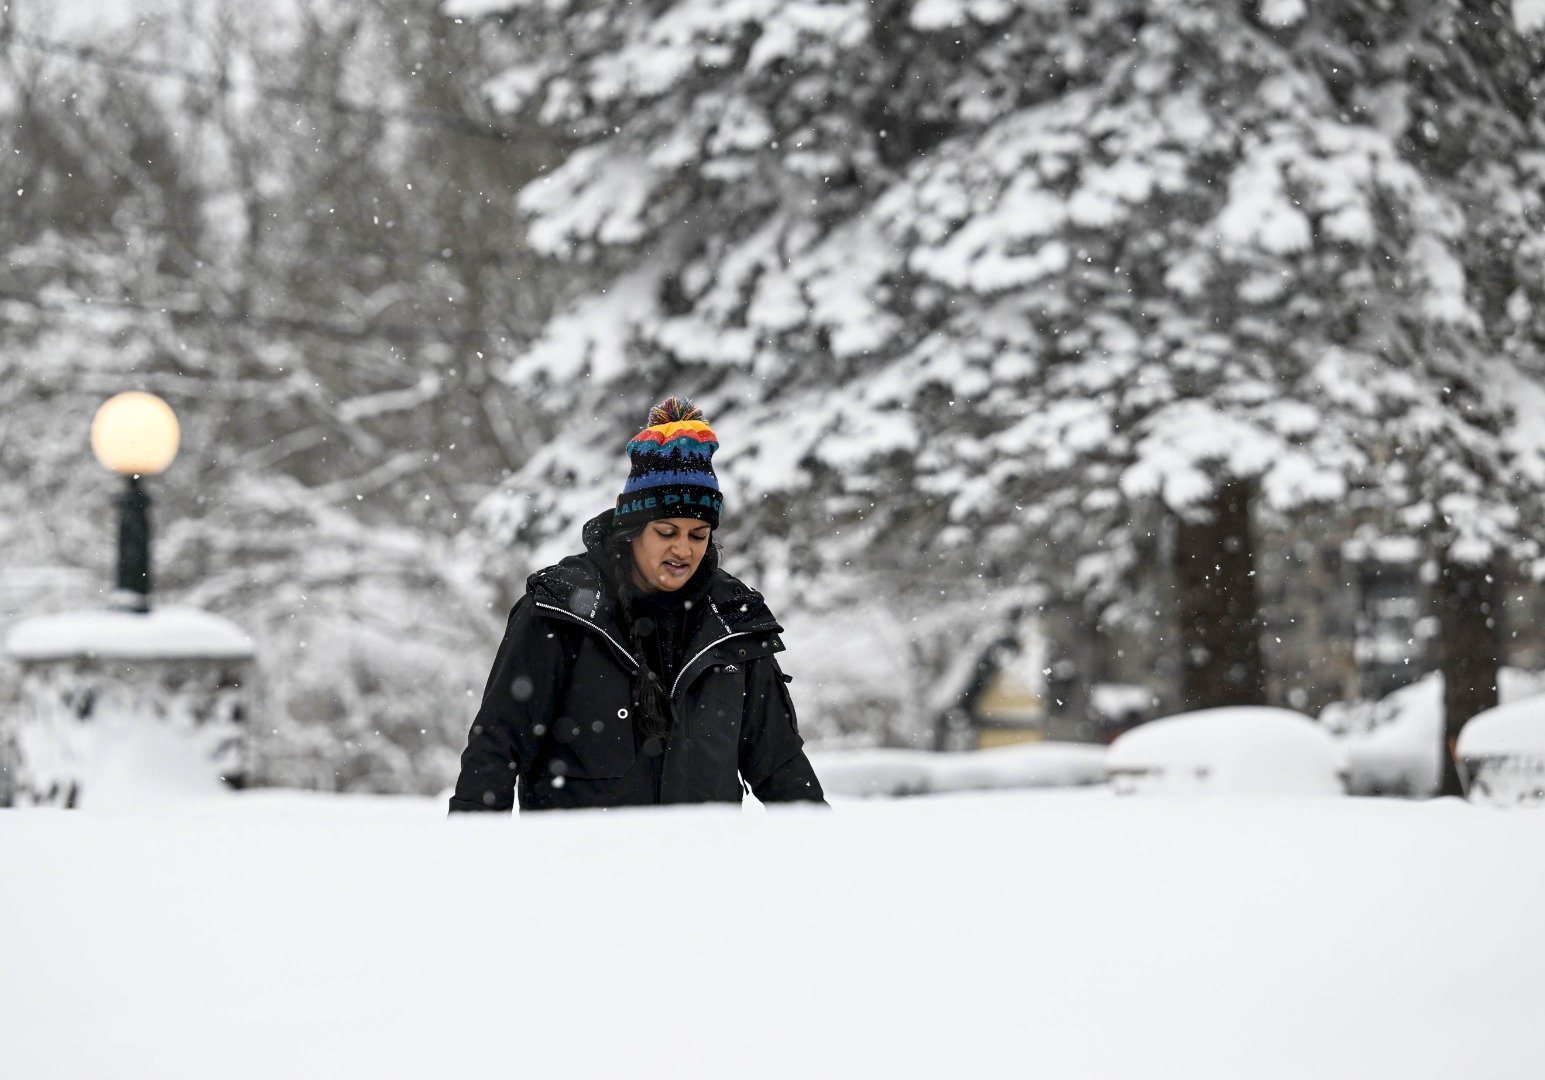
[463,0,1545,592]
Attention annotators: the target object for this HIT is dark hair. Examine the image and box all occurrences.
[604,524,674,739]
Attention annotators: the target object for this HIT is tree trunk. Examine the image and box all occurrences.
[1174,479,1266,710]
[1436,552,1504,797]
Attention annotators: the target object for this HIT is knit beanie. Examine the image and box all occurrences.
[614,397,723,531]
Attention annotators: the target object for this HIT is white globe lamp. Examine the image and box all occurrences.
[90,392,180,611]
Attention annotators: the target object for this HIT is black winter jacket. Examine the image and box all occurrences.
[449,514,826,812]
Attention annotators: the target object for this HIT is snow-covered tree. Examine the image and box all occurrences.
[1339,0,1545,792]
[458,0,1545,750]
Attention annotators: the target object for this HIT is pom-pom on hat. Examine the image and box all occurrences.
[614,397,723,531]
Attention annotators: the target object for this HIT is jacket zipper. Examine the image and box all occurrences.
[670,628,774,803]
[669,630,765,700]
[532,601,641,671]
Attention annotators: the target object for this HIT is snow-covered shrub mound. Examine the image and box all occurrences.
[1322,669,1545,798]
[1457,695,1545,808]
[1108,707,1346,797]
[11,707,237,808]
[811,743,1107,798]
[1321,676,1444,797]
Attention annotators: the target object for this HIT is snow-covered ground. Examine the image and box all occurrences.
[3,790,1543,1080]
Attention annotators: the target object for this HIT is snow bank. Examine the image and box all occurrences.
[810,743,1107,798]
[4,606,254,662]
[3,792,1544,1080]
[1108,706,1346,796]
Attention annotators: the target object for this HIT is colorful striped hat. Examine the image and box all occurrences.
[614,397,723,531]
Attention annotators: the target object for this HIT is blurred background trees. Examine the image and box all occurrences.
[0,0,566,792]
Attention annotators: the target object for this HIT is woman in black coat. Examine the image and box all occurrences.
[450,398,825,812]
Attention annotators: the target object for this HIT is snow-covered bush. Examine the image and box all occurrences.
[1321,669,1545,798]
[1456,695,1545,808]
[1108,707,1346,797]
[1,607,255,807]
[2,661,249,808]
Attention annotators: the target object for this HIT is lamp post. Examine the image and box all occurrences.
[90,392,180,613]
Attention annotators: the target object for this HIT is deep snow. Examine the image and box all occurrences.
[2,790,1542,1080]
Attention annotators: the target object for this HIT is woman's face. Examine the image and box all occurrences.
[631,517,712,593]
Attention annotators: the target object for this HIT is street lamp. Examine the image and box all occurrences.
[90,392,180,612]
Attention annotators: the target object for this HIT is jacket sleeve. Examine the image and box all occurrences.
[449,597,568,813]
[739,657,826,806]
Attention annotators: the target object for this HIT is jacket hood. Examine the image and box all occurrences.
[526,509,781,638]
[580,508,616,560]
